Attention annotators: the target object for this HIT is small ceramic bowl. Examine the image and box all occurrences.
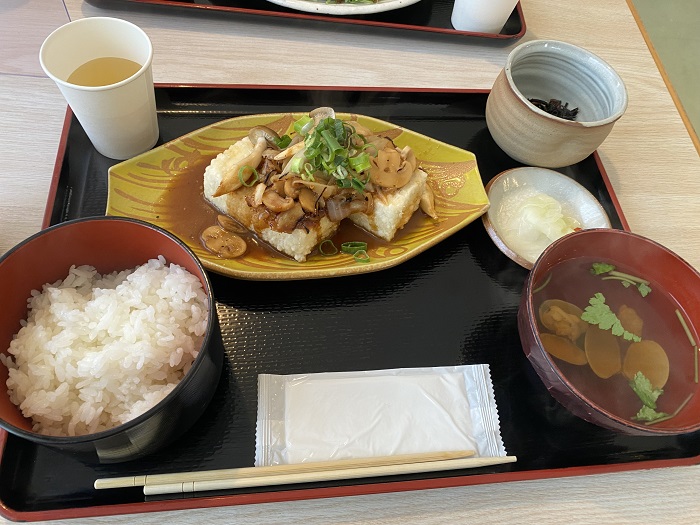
[486,40,628,168]
[519,229,700,436]
[483,167,611,269]
[0,217,224,463]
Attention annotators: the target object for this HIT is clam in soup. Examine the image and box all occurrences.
[533,257,697,426]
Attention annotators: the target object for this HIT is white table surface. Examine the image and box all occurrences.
[1,0,700,523]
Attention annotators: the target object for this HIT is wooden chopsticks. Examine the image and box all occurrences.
[95,450,517,496]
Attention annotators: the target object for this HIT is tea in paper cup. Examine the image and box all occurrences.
[40,17,159,160]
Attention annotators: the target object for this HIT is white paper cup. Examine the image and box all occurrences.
[451,0,519,34]
[40,17,159,160]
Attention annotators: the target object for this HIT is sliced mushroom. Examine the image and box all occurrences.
[326,193,371,222]
[293,178,339,199]
[274,141,305,161]
[309,106,335,124]
[213,137,267,197]
[216,214,247,234]
[366,136,392,153]
[584,325,621,379]
[369,148,402,188]
[273,202,305,232]
[420,185,438,219]
[399,146,417,173]
[539,333,588,365]
[622,340,670,389]
[386,147,417,189]
[252,182,266,207]
[284,176,301,199]
[345,120,373,137]
[201,225,247,258]
[298,187,319,213]
[280,148,307,175]
[262,189,295,213]
[538,299,587,341]
[618,304,644,339]
[248,126,281,147]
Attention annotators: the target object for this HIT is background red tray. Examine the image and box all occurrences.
[85,0,526,41]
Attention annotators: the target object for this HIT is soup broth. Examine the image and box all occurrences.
[533,256,697,423]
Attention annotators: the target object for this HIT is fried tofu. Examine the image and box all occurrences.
[203,138,339,262]
[349,169,427,241]
[203,133,429,263]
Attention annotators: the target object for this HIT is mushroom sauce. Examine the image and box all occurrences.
[158,160,421,262]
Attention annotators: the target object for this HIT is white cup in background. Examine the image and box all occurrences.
[39,17,159,160]
[451,0,519,34]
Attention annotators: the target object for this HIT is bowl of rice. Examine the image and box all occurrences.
[0,216,224,463]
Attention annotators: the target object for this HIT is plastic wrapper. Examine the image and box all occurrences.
[255,365,507,466]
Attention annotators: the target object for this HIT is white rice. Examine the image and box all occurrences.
[0,256,209,437]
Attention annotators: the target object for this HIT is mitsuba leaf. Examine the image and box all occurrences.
[634,405,669,422]
[591,262,615,275]
[629,371,663,409]
[638,283,652,297]
[580,293,642,343]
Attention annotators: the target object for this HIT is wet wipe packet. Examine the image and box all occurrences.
[255,365,507,466]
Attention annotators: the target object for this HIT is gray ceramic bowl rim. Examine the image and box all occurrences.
[0,216,217,446]
[505,39,629,127]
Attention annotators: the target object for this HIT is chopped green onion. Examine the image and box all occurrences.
[238,165,258,187]
[608,270,650,286]
[320,129,343,158]
[318,239,338,256]
[591,263,651,296]
[532,273,552,294]
[676,308,698,347]
[349,177,366,193]
[645,393,694,425]
[353,250,371,263]
[294,115,313,135]
[274,135,292,149]
[302,162,316,181]
[288,156,305,175]
[341,241,368,254]
[296,114,373,193]
[348,152,371,173]
[676,309,698,383]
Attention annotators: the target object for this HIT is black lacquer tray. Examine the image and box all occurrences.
[2,85,699,522]
[85,0,525,42]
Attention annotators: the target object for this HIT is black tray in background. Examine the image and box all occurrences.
[3,86,699,522]
[85,0,526,42]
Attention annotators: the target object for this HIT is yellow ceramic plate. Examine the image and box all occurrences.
[107,112,489,280]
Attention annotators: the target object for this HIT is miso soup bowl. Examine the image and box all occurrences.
[486,40,628,168]
[518,228,700,436]
[0,217,224,463]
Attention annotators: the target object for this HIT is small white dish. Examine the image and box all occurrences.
[482,167,611,269]
[264,0,422,16]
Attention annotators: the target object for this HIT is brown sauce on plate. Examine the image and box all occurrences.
[158,161,420,262]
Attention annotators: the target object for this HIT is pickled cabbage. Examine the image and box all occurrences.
[502,193,580,263]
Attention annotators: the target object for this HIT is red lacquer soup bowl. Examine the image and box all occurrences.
[518,228,700,436]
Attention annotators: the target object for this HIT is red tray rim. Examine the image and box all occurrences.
[2,424,699,522]
[87,0,527,40]
[5,83,663,523]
